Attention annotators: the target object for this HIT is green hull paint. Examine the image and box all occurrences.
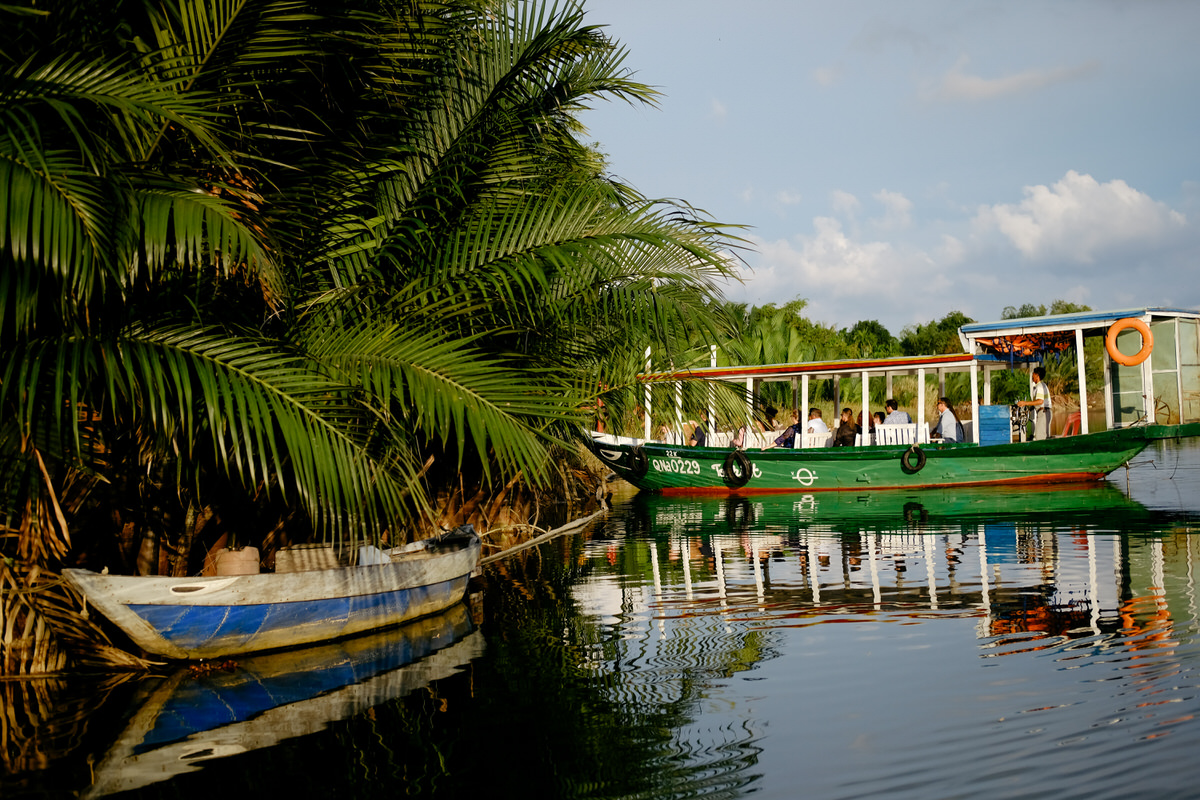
[589,424,1200,495]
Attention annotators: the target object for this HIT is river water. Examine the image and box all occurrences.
[9,440,1200,799]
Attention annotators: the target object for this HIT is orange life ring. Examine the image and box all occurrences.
[1105,318,1153,367]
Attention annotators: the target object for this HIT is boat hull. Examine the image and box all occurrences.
[588,424,1198,495]
[64,532,481,660]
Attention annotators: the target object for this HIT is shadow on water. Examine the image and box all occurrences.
[8,438,1200,799]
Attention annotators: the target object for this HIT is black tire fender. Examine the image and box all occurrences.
[901,444,926,473]
[724,450,752,488]
[628,446,649,478]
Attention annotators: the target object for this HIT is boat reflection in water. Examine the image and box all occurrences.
[87,603,483,798]
[595,482,1193,645]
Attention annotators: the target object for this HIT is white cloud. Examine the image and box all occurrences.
[871,189,913,231]
[973,171,1188,263]
[710,97,727,119]
[925,55,1100,102]
[831,190,860,217]
[721,174,1200,335]
[776,189,803,206]
[935,234,965,266]
[725,218,943,329]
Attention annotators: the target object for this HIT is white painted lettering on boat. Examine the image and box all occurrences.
[652,457,701,475]
[790,467,820,487]
[712,463,763,480]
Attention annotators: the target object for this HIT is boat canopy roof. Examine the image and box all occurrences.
[640,352,976,384]
[960,306,1200,360]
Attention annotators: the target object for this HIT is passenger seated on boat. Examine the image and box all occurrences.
[929,397,964,443]
[731,425,748,449]
[805,408,829,435]
[763,409,802,449]
[755,405,779,433]
[834,408,860,447]
[883,399,912,425]
[688,409,709,447]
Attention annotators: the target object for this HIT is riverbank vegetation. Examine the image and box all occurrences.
[0,0,744,673]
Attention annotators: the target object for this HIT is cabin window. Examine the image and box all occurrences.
[1153,372,1179,424]
[1149,321,1179,424]
[1178,319,1200,424]
[1150,320,1177,371]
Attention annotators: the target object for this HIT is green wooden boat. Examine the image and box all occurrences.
[592,307,1200,495]
[589,423,1199,494]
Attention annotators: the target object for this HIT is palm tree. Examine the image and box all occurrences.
[0,0,741,671]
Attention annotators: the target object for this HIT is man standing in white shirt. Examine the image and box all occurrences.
[1018,367,1052,440]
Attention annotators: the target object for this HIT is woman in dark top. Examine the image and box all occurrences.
[765,409,801,449]
[834,407,860,447]
[688,409,709,447]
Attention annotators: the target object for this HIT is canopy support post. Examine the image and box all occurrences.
[918,368,927,428]
[708,345,717,425]
[1076,329,1089,434]
[644,346,652,440]
[861,370,870,439]
[970,362,979,443]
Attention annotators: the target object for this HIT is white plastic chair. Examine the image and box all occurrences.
[800,432,833,449]
[876,423,918,445]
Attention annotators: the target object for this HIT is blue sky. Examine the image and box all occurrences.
[578,0,1200,335]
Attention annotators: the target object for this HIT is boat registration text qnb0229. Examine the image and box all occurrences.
[653,455,701,475]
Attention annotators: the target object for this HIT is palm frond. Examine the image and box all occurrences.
[2,326,426,537]
[302,316,581,485]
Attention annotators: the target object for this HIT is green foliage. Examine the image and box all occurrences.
[842,319,899,359]
[1002,300,1092,320]
[899,311,974,356]
[1,0,742,557]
